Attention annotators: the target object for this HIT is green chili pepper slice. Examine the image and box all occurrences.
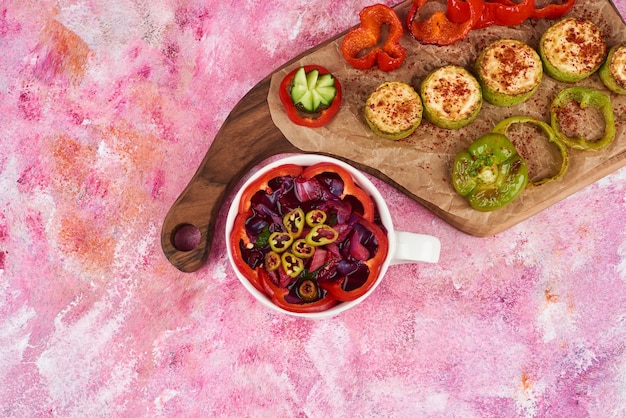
[264,251,281,271]
[291,239,316,258]
[281,252,304,278]
[452,133,529,212]
[550,87,616,151]
[283,208,305,238]
[305,209,327,227]
[305,224,339,246]
[269,231,293,253]
[296,278,320,303]
[492,116,569,187]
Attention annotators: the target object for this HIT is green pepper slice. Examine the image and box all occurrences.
[264,251,281,271]
[550,87,616,151]
[452,133,529,212]
[305,209,327,227]
[269,232,293,253]
[281,252,304,278]
[492,116,569,187]
[305,224,339,246]
[283,208,305,238]
[291,239,315,258]
[295,278,321,303]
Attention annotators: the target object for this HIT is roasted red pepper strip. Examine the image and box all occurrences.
[302,162,376,222]
[447,0,574,28]
[340,4,406,72]
[259,268,339,313]
[447,0,534,28]
[532,0,576,19]
[278,65,342,128]
[230,212,264,293]
[238,164,303,213]
[407,0,483,46]
[319,216,389,302]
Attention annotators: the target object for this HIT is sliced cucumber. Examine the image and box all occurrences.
[306,69,319,90]
[290,84,308,103]
[289,67,337,112]
[316,73,335,87]
[316,86,336,105]
[292,67,308,87]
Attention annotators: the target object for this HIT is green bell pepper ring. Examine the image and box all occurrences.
[452,133,529,212]
[283,208,305,238]
[492,116,569,187]
[268,231,293,253]
[291,239,316,258]
[281,252,304,278]
[550,87,616,151]
[305,224,339,246]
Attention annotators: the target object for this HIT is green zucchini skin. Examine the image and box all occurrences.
[599,43,626,95]
[539,18,607,83]
[475,39,543,107]
[420,65,482,129]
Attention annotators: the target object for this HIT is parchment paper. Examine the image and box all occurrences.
[267,0,626,235]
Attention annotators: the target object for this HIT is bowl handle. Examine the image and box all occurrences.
[389,231,441,265]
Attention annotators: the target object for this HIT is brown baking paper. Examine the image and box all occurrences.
[267,0,626,236]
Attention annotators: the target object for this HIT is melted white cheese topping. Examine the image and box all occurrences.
[479,39,542,95]
[542,18,606,75]
[365,82,422,134]
[422,66,481,120]
[610,44,626,88]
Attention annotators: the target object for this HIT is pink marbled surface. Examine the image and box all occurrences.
[1,0,626,416]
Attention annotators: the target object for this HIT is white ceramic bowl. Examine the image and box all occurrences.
[225,154,441,318]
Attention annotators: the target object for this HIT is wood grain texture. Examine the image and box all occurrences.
[160,77,300,272]
[162,0,626,273]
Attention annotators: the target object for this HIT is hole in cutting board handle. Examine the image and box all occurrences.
[172,223,202,252]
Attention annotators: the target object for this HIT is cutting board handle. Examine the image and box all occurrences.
[160,78,299,272]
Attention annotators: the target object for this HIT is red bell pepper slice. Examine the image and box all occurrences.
[407,0,483,46]
[532,0,576,19]
[319,216,389,302]
[446,0,534,29]
[340,4,406,72]
[302,162,376,222]
[447,0,574,28]
[259,268,339,313]
[278,65,342,128]
[230,212,264,293]
[238,164,303,213]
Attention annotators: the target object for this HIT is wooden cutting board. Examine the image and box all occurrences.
[161,0,626,273]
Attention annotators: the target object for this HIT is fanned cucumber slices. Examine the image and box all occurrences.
[290,67,337,112]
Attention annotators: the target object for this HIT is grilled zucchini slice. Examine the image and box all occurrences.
[599,43,626,95]
[475,39,543,106]
[539,18,607,83]
[420,65,482,129]
[364,81,423,140]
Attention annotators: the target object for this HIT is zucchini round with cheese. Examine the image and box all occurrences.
[364,81,423,140]
[539,18,607,83]
[419,65,482,129]
[599,43,626,95]
[475,39,543,107]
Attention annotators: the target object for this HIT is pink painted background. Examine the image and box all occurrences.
[1,1,626,416]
